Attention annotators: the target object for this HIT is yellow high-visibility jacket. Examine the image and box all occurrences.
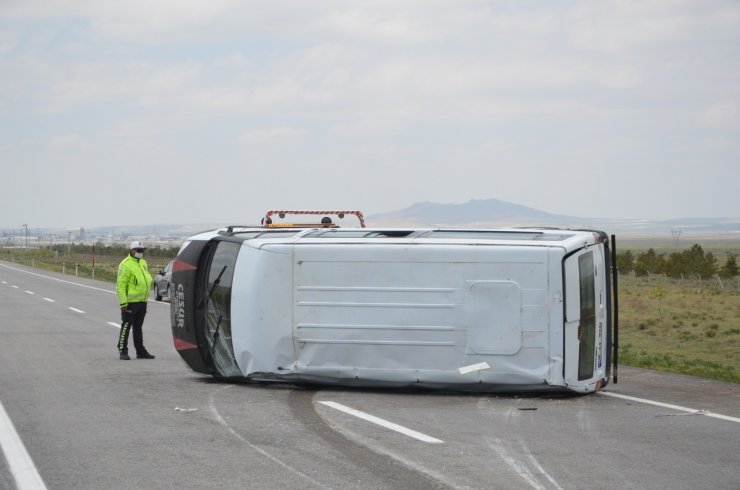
[116,255,152,307]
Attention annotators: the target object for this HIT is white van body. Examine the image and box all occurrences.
[172,227,614,394]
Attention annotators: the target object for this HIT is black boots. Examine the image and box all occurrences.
[119,351,155,360]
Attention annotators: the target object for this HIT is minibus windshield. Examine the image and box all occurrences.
[202,240,242,377]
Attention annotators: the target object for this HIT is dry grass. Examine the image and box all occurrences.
[618,275,739,383]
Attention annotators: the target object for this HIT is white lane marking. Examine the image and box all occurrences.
[0,399,48,490]
[107,322,120,329]
[68,307,85,314]
[208,387,331,490]
[11,285,18,289]
[0,263,165,307]
[602,391,740,424]
[319,401,444,444]
[25,291,35,295]
[0,263,114,294]
[43,298,55,303]
[1,280,7,284]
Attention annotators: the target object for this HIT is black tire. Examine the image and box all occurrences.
[155,291,162,301]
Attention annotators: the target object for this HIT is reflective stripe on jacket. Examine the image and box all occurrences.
[117,255,152,306]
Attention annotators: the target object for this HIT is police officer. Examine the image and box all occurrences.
[117,241,155,360]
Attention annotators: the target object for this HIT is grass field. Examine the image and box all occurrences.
[614,234,740,383]
[618,275,739,383]
[2,239,738,384]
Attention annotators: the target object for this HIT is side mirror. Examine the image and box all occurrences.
[158,270,165,275]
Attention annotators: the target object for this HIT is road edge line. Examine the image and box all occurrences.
[0,399,48,490]
[602,391,740,424]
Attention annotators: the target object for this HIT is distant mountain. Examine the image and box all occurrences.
[6,200,736,241]
[368,199,584,227]
[367,199,740,233]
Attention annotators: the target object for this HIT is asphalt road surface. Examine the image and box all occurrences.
[1,260,738,490]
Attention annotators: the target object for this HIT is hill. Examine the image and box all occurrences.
[368,199,740,233]
[368,199,580,227]
[4,199,738,243]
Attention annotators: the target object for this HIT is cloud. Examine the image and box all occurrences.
[49,133,85,148]
[0,26,21,55]
[321,8,436,45]
[1,0,739,227]
[237,127,308,144]
[698,100,740,128]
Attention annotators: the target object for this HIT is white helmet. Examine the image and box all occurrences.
[130,241,145,250]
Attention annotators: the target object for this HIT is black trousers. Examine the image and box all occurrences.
[118,302,148,354]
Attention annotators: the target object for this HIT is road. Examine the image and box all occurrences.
[1,260,738,490]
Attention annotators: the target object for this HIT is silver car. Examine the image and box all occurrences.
[154,260,174,301]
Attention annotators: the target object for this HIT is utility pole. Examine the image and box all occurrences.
[22,224,28,250]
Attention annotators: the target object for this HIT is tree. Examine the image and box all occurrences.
[617,250,634,274]
[663,244,716,279]
[720,254,738,279]
[664,252,684,278]
[683,244,717,279]
[634,248,665,277]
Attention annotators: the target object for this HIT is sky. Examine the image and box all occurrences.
[1,1,739,229]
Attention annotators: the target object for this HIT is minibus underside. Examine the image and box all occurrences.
[225,243,578,392]
[171,228,613,394]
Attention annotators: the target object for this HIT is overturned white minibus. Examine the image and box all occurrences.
[170,211,618,394]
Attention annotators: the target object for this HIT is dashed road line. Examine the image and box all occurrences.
[0,263,114,294]
[1,264,165,306]
[4,275,131,332]
[319,401,444,444]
